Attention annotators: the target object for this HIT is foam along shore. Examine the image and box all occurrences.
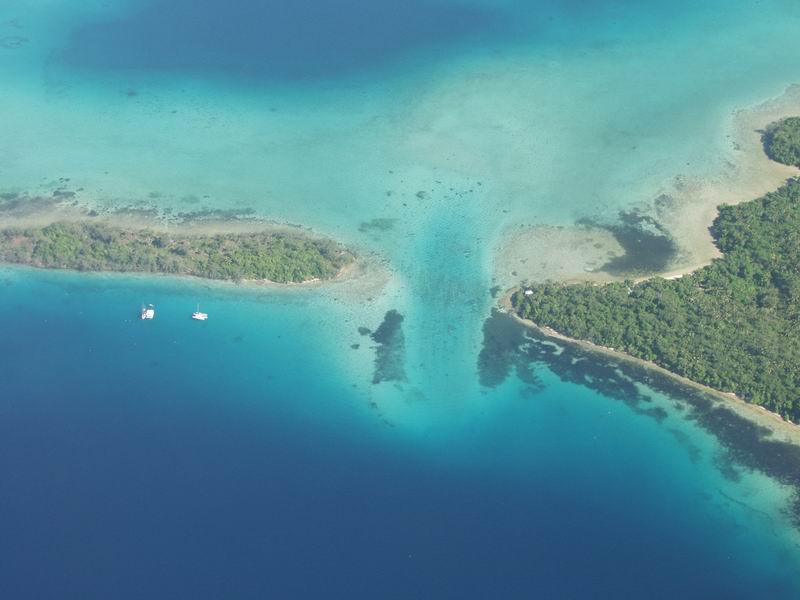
[0,219,355,285]
[494,85,800,289]
[500,293,800,447]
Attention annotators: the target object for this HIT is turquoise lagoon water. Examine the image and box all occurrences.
[3,0,800,597]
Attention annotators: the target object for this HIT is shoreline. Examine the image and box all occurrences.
[494,85,800,289]
[0,248,361,290]
[0,247,393,303]
[499,293,800,447]
[494,85,800,445]
[652,85,800,275]
[0,208,362,289]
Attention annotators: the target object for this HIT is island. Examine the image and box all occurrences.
[0,221,354,284]
[765,116,800,167]
[512,119,800,422]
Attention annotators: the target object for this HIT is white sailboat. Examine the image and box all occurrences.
[191,304,208,321]
[140,303,155,320]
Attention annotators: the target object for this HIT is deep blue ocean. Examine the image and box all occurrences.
[3,0,800,598]
[2,270,800,598]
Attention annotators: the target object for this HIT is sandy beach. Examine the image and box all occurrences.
[655,85,800,276]
[499,293,800,446]
[495,85,800,445]
[494,85,800,288]
[0,198,375,289]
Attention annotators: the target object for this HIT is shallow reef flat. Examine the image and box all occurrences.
[509,126,800,433]
[493,224,624,287]
[495,85,800,288]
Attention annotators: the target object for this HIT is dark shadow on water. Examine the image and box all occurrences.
[478,310,800,526]
[58,0,506,81]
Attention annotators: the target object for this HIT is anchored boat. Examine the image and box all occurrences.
[191,304,208,321]
[140,304,155,320]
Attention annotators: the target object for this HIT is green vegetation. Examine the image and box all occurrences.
[0,221,353,283]
[513,178,800,421]
[764,117,800,167]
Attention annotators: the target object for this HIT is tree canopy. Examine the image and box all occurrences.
[0,221,353,283]
[764,116,800,167]
[513,178,800,421]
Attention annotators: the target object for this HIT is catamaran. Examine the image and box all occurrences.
[140,304,155,320]
[191,304,208,321]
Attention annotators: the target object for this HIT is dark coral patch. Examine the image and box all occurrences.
[578,211,677,276]
[0,36,28,49]
[358,218,398,234]
[370,310,406,384]
[482,309,800,527]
